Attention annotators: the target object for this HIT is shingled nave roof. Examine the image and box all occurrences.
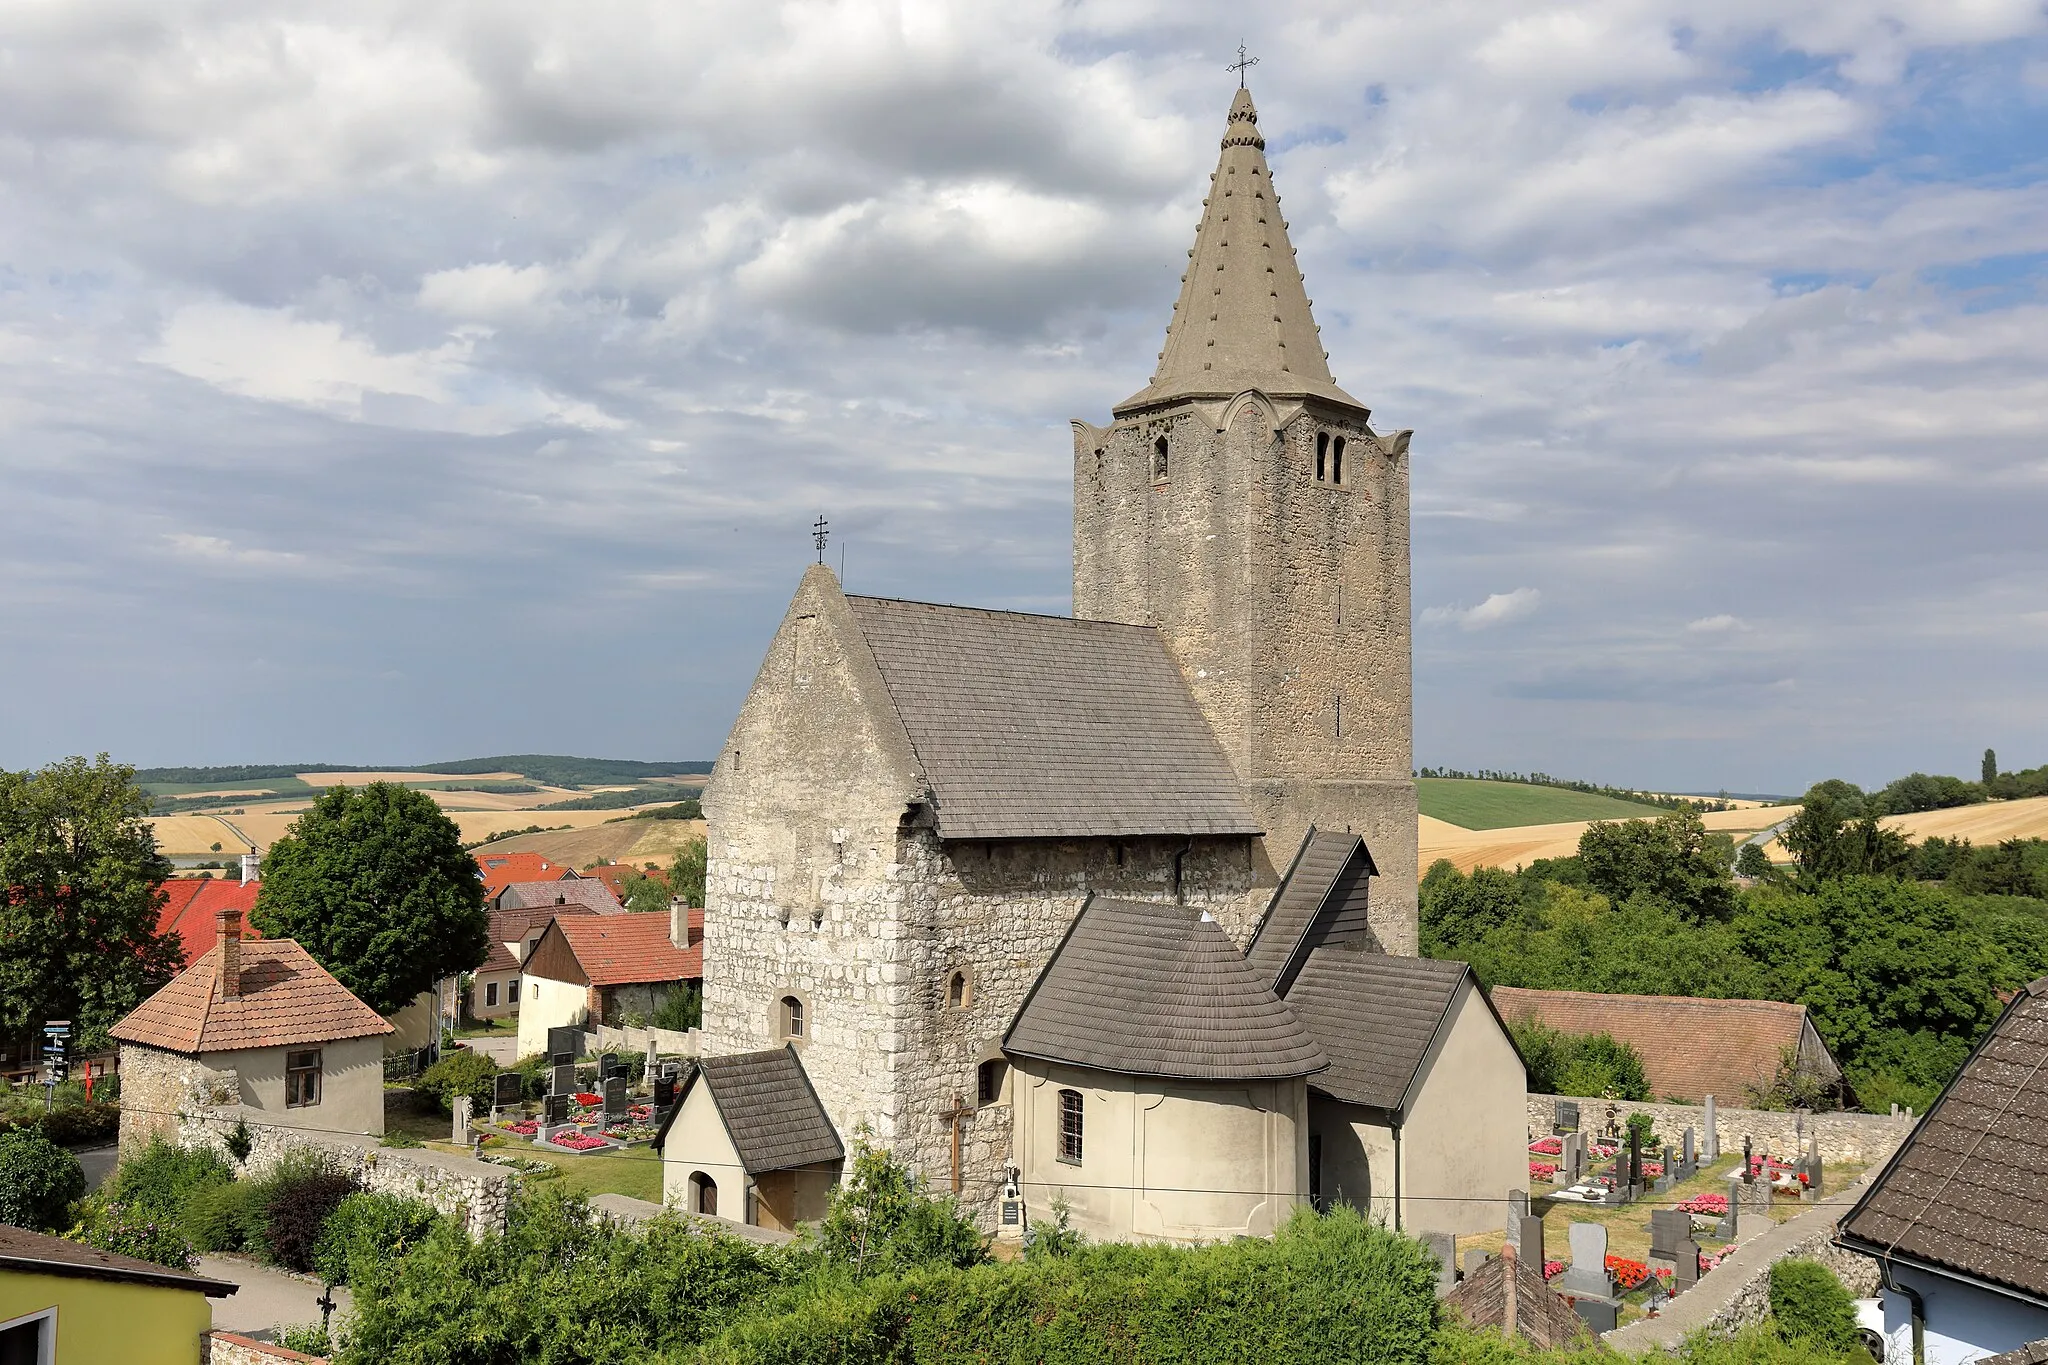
[1116,87,1365,417]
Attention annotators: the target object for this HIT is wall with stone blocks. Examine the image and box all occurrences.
[178,1109,515,1240]
[1527,1093,1914,1165]
[205,1331,327,1364]
[1697,1225,1883,1336]
[594,1024,699,1058]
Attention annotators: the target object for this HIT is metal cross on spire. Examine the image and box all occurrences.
[1228,44,1258,88]
[812,515,830,565]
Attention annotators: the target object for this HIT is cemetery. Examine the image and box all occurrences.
[1456,1097,1864,1333]
[472,1026,684,1161]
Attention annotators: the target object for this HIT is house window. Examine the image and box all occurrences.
[689,1171,718,1217]
[946,970,969,1010]
[780,995,805,1041]
[531,982,539,1001]
[978,1059,1007,1107]
[1057,1088,1083,1164]
[486,982,499,1008]
[1153,435,1169,481]
[509,977,520,1003]
[286,1049,322,1108]
[1332,436,1346,484]
[0,1306,56,1365]
[1316,431,1328,481]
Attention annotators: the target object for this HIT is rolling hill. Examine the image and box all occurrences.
[1415,777,1670,830]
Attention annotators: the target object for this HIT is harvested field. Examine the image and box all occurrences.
[477,819,706,870]
[149,806,674,854]
[1882,794,2048,844]
[1418,806,1794,877]
[297,770,524,787]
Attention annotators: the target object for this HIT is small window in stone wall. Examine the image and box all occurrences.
[1058,1088,1084,1164]
[1153,435,1169,481]
[1332,436,1346,484]
[780,995,805,1041]
[978,1058,1008,1106]
[946,970,970,1010]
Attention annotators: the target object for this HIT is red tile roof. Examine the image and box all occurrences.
[479,904,597,974]
[473,852,575,897]
[552,912,700,987]
[155,880,263,967]
[1488,986,1841,1104]
[111,936,393,1054]
[586,864,666,902]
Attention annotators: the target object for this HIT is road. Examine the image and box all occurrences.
[199,1255,353,1342]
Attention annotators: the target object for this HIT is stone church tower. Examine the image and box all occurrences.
[1072,88,1418,951]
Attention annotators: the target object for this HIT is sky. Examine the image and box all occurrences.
[3,1,2046,795]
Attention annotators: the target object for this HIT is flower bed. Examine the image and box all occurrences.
[548,1130,608,1152]
[1606,1255,1651,1292]
[1678,1193,1728,1215]
[1529,1137,1563,1156]
[1529,1162,1557,1181]
[573,1092,602,1107]
[505,1120,539,1136]
[603,1123,660,1142]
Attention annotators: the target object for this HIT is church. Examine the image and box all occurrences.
[655,87,1525,1244]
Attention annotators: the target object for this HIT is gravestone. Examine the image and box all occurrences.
[493,1071,523,1109]
[1650,1209,1690,1267]
[1800,1143,1824,1199]
[1677,1238,1701,1293]
[544,1093,569,1125]
[1562,1132,1584,1185]
[603,1076,628,1118]
[1704,1095,1719,1159]
[1682,1128,1697,1178]
[551,1063,577,1098]
[1742,1136,1754,1182]
[1555,1098,1580,1133]
[1740,1170,1774,1218]
[1556,1222,1615,1299]
[548,1025,581,1064]
[1573,1298,1620,1334]
[1421,1232,1456,1294]
[1627,1130,1644,1196]
[452,1094,472,1143]
[1505,1190,1530,1251]
[1518,1215,1545,1270]
[1717,1173,1742,1241]
[653,1075,677,1112]
[1463,1249,1490,1277]
[599,1053,622,1081]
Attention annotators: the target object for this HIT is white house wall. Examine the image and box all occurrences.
[517,974,592,1061]
[201,1034,385,1138]
[1398,977,1528,1237]
[1879,1267,2048,1365]
[660,1083,748,1219]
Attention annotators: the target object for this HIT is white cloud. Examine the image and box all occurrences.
[1424,588,1543,630]
[1685,614,1749,634]
[164,534,307,569]
[418,263,556,321]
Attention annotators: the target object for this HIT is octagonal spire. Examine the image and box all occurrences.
[1116,88,1364,417]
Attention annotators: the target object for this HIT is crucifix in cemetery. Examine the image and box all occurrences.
[940,1091,974,1195]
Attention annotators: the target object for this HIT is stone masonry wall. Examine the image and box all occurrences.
[178,1109,514,1240]
[1527,1093,1915,1165]
[1072,399,1417,950]
[205,1332,327,1365]
[116,1043,237,1159]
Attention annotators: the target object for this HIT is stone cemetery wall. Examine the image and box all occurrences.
[1696,1222,1883,1335]
[594,1023,700,1058]
[1527,1093,1913,1165]
[179,1107,515,1239]
[205,1331,328,1364]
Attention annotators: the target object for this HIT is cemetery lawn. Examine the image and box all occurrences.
[515,1143,665,1202]
[383,1087,456,1143]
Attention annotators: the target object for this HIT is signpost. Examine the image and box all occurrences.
[41,1021,70,1112]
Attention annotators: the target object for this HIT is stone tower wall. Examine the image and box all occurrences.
[1074,398,1417,952]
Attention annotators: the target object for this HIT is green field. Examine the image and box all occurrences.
[141,776,314,797]
[1416,778,1667,830]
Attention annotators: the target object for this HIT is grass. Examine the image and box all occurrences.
[521,1143,665,1202]
[454,1019,513,1038]
[1418,777,1668,831]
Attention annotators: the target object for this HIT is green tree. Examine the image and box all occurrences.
[1735,843,1774,879]
[1419,861,1526,954]
[1769,1259,1857,1353]
[1578,807,1738,922]
[1983,748,1999,786]
[1780,781,1911,882]
[0,756,182,1050]
[810,1135,987,1278]
[621,870,671,915]
[253,782,489,1015]
[669,836,708,909]
[0,1130,86,1231]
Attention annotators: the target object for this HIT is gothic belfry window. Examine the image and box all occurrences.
[1332,436,1345,484]
[1315,432,1329,481]
[1153,435,1169,481]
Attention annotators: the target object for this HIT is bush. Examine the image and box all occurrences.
[1769,1259,1857,1353]
[67,1198,194,1270]
[0,1130,86,1231]
[276,1323,332,1356]
[108,1137,235,1220]
[181,1180,260,1253]
[416,1049,501,1116]
[247,1149,361,1272]
[808,1138,987,1278]
[315,1192,439,1288]
[1510,1021,1652,1101]
[651,983,703,1032]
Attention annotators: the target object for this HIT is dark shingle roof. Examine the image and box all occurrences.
[0,1223,239,1296]
[110,938,394,1054]
[843,595,1258,841]
[1983,1343,2048,1365]
[1282,951,1473,1112]
[1246,828,1378,993]
[1003,896,1327,1081]
[679,1047,844,1174]
[496,878,623,914]
[1838,978,2048,1304]
[1442,1251,1589,1349]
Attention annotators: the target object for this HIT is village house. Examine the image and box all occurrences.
[0,1224,238,1365]
[653,1047,843,1231]
[1488,986,1844,1105]
[491,876,623,915]
[1836,975,2048,1365]
[467,903,600,1023]
[674,87,1497,1238]
[515,911,701,1060]
[473,851,576,899]
[111,908,394,1154]
[153,876,261,968]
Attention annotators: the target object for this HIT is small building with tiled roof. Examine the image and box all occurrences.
[654,1046,843,1232]
[0,1222,238,1364]
[465,903,600,1023]
[1442,1243,1590,1350]
[492,877,623,916]
[515,911,700,1061]
[154,877,263,967]
[1487,985,1842,1106]
[1836,976,2048,1365]
[585,862,666,904]
[110,908,393,1155]
[472,851,575,898]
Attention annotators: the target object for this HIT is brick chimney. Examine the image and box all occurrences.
[215,909,243,1000]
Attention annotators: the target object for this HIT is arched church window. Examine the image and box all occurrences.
[1058,1089,1084,1164]
[978,1059,1008,1106]
[1153,435,1169,481]
[1315,431,1329,482]
[780,995,805,1041]
[946,970,970,1010]
[1332,436,1346,484]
